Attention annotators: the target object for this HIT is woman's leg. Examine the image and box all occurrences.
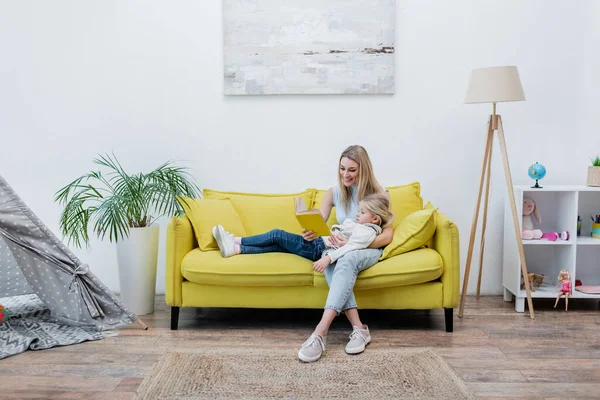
[322,248,382,317]
[299,249,381,362]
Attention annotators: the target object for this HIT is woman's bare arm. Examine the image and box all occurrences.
[303,187,334,241]
[369,225,393,248]
[319,187,335,221]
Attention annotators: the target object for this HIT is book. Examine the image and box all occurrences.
[294,197,331,237]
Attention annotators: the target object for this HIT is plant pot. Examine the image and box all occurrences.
[116,225,159,315]
[588,166,600,187]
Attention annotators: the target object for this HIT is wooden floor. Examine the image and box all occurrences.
[1,295,599,399]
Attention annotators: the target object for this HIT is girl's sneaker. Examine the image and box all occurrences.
[212,225,236,258]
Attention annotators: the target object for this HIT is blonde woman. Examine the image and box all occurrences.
[213,145,393,362]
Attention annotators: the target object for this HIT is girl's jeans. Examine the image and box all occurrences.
[323,248,382,313]
[241,229,325,261]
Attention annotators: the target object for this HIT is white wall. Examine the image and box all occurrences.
[0,0,595,296]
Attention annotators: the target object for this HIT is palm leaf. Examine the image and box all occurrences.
[55,153,200,247]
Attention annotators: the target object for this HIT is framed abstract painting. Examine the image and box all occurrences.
[223,0,395,95]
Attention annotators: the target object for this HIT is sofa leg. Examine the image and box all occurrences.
[444,308,453,332]
[171,306,180,330]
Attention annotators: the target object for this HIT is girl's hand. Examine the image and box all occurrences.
[302,229,317,242]
[312,256,331,273]
[329,235,348,247]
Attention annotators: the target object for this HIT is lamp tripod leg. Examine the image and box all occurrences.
[497,116,535,319]
[476,137,493,299]
[458,118,494,318]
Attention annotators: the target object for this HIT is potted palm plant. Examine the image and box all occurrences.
[55,154,201,315]
[588,156,600,187]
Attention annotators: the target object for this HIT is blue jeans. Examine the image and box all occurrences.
[323,248,382,313]
[241,229,326,261]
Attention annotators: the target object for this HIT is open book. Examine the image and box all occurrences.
[295,197,331,237]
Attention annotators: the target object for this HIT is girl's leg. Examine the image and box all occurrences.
[565,293,569,311]
[240,229,324,260]
[554,292,563,308]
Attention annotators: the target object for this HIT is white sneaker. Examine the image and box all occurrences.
[345,325,371,354]
[212,225,236,258]
[298,333,326,363]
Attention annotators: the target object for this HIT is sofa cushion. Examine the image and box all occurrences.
[314,248,442,290]
[181,249,315,287]
[380,207,437,260]
[178,197,247,251]
[203,188,316,236]
[386,182,423,227]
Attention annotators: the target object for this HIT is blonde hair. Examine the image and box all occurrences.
[338,145,384,212]
[360,193,394,228]
[557,269,570,282]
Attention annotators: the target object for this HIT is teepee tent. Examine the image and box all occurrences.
[0,174,139,356]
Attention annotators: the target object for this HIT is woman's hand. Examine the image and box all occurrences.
[312,256,331,273]
[328,235,348,247]
[302,229,317,242]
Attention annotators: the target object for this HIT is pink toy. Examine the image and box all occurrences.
[554,269,571,311]
[522,198,543,239]
[522,198,570,241]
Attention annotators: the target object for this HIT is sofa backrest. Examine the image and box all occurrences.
[203,188,315,236]
[200,182,423,236]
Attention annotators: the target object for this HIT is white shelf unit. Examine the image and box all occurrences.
[503,185,600,312]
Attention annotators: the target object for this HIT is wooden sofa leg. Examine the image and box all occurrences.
[444,308,453,332]
[171,307,180,330]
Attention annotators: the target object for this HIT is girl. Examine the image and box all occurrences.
[212,145,393,362]
[311,193,394,273]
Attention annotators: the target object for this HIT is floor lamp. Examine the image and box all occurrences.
[457,66,535,319]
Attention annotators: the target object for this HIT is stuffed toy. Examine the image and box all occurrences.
[0,304,5,324]
[521,272,545,292]
[522,198,543,239]
[522,198,570,241]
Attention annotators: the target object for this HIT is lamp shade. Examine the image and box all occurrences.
[464,66,525,104]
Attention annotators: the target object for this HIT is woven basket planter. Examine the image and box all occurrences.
[588,166,600,187]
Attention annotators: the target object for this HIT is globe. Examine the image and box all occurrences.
[528,162,546,188]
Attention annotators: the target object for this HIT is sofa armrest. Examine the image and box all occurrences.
[166,216,196,307]
[432,212,460,308]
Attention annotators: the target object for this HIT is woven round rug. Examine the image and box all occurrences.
[134,347,474,399]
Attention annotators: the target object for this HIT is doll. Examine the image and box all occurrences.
[554,269,571,311]
[522,198,570,241]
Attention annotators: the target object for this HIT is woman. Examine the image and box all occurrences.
[213,145,393,362]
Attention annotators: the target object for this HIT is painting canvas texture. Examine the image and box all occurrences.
[223,0,395,95]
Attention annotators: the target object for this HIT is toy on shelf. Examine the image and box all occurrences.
[592,215,600,239]
[528,162,546,189]
[522,198,570,241]
[521,272,544,292]
[554,269,571,311]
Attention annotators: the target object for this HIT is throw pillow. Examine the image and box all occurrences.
[380,207,437,260]
[422,201,436,248]
[386,182,423,227]
[177,197,247,251]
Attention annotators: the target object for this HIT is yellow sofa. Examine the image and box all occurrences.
[166,184,460,332]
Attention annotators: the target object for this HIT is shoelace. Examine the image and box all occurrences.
[349,328,366,342]
[303,334,325,350]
